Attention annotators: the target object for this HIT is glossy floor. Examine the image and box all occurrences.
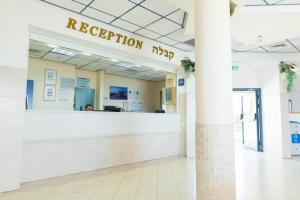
[0,157,196,200]
[1,149,300,200]
[237,150,300,200]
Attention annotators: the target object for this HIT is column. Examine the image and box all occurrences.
[96,70,105,110]
[0,1,28,192]
[194,0,236,199]
[280,72,292,158]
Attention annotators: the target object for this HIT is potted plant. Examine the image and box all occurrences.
[181,58,195,75]
[230,0,237,16]
[280,61,297,93]
[181,1,236,74]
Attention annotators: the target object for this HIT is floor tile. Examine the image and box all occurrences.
[2,151,300,200]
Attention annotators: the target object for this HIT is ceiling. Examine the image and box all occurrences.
[41,0,194,52]
[245,0,300,6]
[164,0,300,51]
[232,37,300,53]
[29,39,168,81]
[40,0,300,55]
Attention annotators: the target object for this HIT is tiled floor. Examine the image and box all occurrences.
[0,157,196,200]
[1,149,300,200]
[236,150,300,200]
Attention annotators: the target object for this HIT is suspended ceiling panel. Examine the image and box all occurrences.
[40,0,195,52]
[232,38,300,53]
[29,40,167,81]
[245,0,300,6]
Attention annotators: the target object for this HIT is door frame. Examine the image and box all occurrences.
[233,88,263,152]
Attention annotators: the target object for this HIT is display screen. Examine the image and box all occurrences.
[110,86,128,100]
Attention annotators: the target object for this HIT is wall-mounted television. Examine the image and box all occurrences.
[110,86,128,100]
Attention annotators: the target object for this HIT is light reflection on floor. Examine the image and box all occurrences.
[1,149,300,200]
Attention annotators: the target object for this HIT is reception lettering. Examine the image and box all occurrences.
[66,17,175,61]
[66,17,143,49]
[152,45,174,61]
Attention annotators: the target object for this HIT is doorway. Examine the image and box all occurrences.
[233,88,263,152]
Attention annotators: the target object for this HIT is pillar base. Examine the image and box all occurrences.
[196,123,236,200]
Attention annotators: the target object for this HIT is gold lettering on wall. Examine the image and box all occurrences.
[79,21,89,33]
[65,17,175,61]
[66,17,77,30]
[89,26,99,36]
[152,45,174,61]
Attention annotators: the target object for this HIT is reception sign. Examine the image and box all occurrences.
[66,17,175,62]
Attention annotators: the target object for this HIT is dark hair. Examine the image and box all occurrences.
[85,104,93,109]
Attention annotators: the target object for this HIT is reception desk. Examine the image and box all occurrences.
[22,111,182,182]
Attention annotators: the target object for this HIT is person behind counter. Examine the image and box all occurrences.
[85,104,93,111]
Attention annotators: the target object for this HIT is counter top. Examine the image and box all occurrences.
[25,110,177,115]
[24,111,181,142]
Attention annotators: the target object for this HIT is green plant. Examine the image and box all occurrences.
[181,58,195,74]
[230,0,237,16]
[280,61,297,93]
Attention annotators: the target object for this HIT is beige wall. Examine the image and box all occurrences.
[76,69,97,89]
[104,74,164,113]
[27,58,98,111]
[27,57,165,113]
[27,57,76,111]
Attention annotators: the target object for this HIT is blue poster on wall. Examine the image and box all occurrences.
[77,78,90,88]
[110,86,128,100]
[26,80,34,110]
[292,134,300,144]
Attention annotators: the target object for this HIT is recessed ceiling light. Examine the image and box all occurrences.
[51,48,78,56]
[47,44,58,48]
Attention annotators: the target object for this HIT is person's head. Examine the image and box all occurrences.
[85,104,93,111]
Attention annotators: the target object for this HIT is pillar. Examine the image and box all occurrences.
[194,0,236,199]
[0,1,28,192]
[95,70,105,110]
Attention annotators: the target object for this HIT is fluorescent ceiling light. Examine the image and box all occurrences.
[51,48,78,56]
[134,64,141,67]
[47,44,58,48]
[110,58,119,62]
[81,52,92,56]
[116,62,133,68]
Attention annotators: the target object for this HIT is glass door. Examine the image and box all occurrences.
[241,91,258,150]
[234,88,263,152]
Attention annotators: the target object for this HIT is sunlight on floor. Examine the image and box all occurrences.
[1,150,300,200]
[0,157,196,200]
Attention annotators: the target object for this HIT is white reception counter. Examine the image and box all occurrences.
[24,111,180,141]
[22,111,182,182]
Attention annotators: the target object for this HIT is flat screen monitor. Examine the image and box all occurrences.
[110,86,128,100]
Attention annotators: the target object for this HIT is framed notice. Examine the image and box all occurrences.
[44,85,56,101]
[59,88,68,101]
[61,77,75,89]
[77,77,90,88]
[45,69,57,85]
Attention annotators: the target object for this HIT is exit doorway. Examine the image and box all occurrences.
[233,88,263,152]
